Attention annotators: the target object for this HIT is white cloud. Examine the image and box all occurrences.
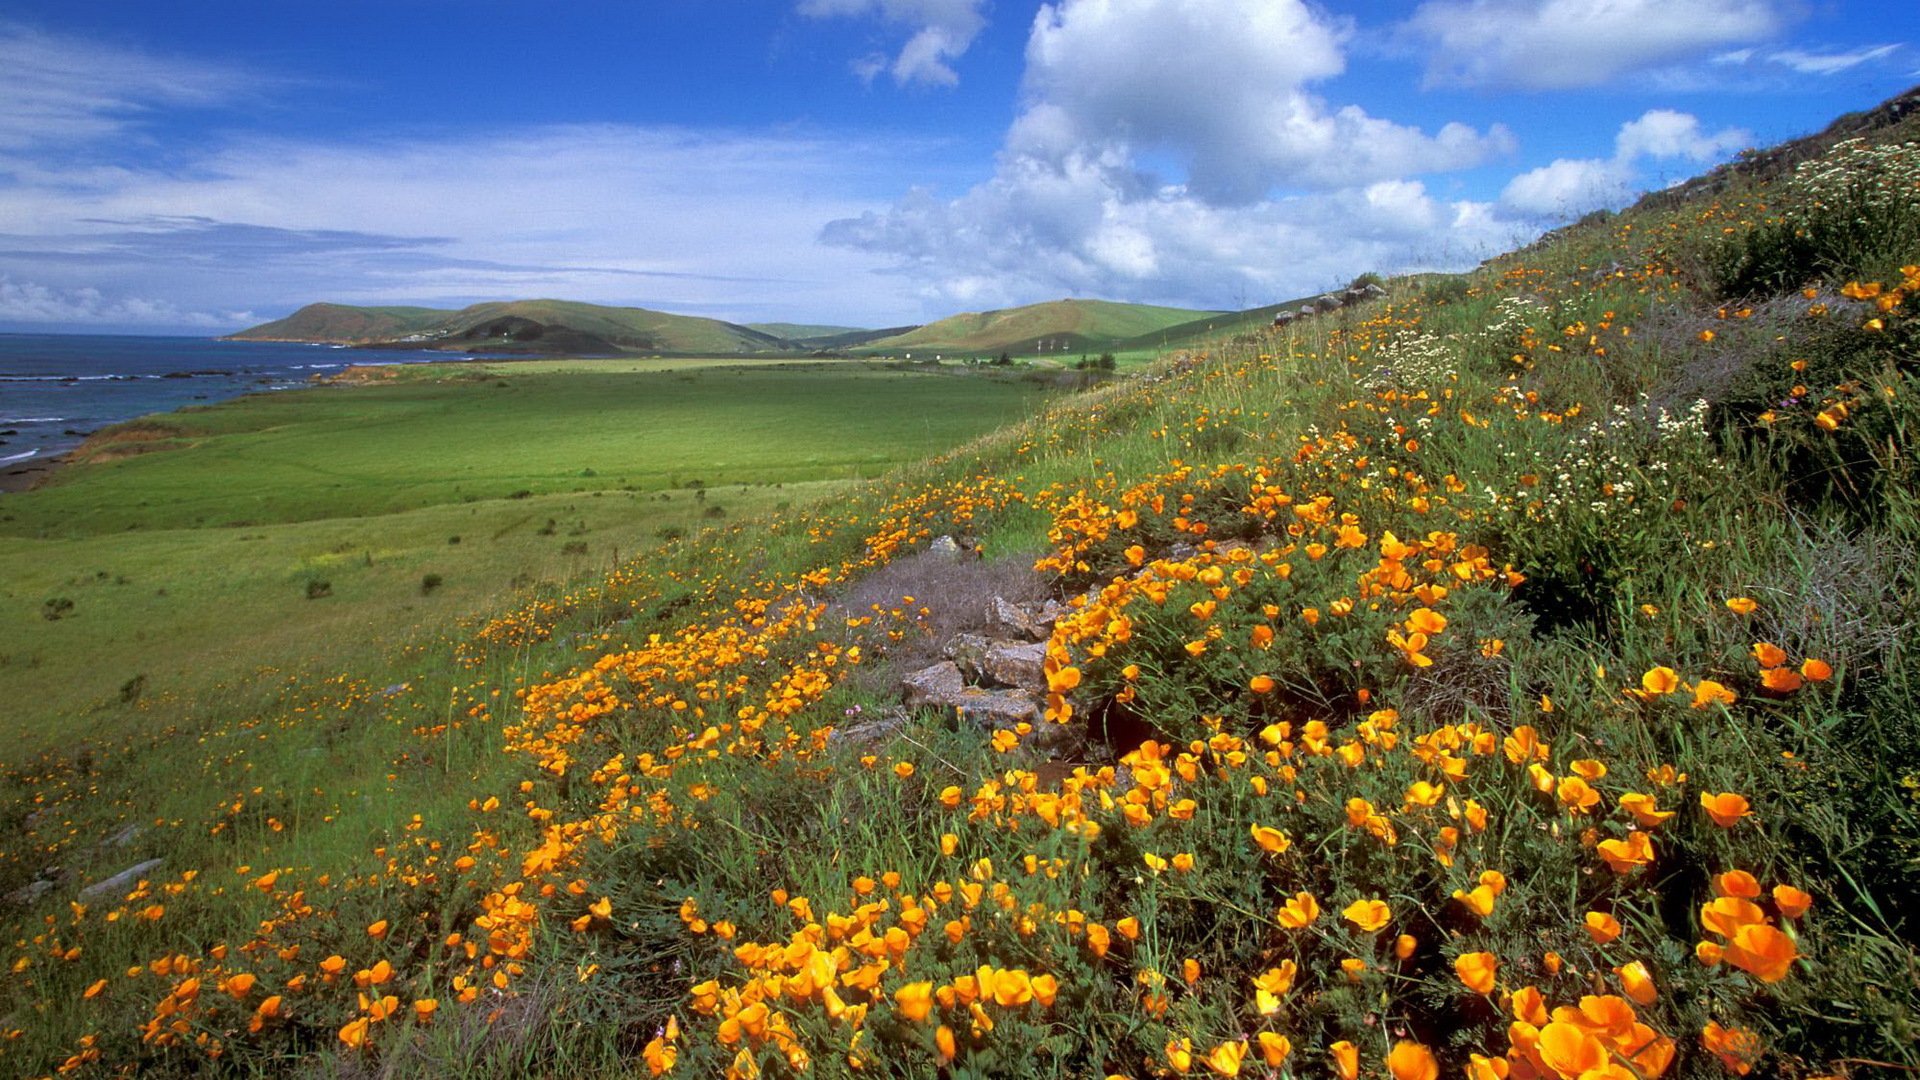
[0,273,250,328]
[798,0,988,86]
[1614,109,1750,161]
[0,125,941,328]
[1501,108,1749,218]
[0,22,257,151]
[1016,0,1512,202]
[1403,0,1787,90]
[1763,44,1901,75]
[821,0,1518,310]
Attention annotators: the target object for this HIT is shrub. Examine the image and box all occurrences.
[420,573,444,595]
[305,578,331,599]
[1712,137,1920,298]
[41,597,74,621]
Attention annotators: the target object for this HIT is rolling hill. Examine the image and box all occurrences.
[858,298,1220,356]
[229,299,791,355]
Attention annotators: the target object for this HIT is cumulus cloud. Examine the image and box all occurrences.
[0,125,942,328]
[1403,0,1786,90]
[1500,108,1749,217]
[822,0,1518,310]
[0,273,250,328]
[1016,0,1513,202]
[0,22,257,151]
[798,0,988,86]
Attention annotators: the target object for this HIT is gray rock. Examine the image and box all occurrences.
[828,708,911,749]
[985,596,1037,640]
[1314,294,1343,313]
[902,662,966,708]
[5,879,54,907]
[951,688,1041,729]
[928,535,962,559]
[1360,282,1389,300]
[1295,306,1316,321]
[79,857,165,901]
[943,633,992,681]
[106,823,143,848]
[983,640,1047,693]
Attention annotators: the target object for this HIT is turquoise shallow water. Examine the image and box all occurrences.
[0,333,476,466]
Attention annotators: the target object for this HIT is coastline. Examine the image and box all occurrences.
[0,451,67,494]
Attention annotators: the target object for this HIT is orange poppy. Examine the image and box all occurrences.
[1700,792,1751,828]
[1387,1041,1439,1080]
[1615,961,1657,1005]
[1596,830,1655,872]
[1724,923,1798,983]
[1584,911,1622,944]
[1330,1040,1359,1080]
[1455,951,1498,994]
[1343,898,1392,932]
[1772,883,1812,919]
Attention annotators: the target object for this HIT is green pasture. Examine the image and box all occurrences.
[0,361,1047,537]
[0,360,1051,756]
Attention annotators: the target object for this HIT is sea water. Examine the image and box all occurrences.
[0,333,483,466]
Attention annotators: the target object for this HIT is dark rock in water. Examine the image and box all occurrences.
[64,428,85,437]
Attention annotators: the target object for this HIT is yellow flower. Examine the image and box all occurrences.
[894,980,935,1022]
[1276,892,1320,929]
[1342,898,1391,932]
[1455,951,1497,994]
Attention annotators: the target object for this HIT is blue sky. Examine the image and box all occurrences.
[0,1,1912,332]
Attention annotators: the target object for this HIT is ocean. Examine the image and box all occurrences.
[0,333,481,467]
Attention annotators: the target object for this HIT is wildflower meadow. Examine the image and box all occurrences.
[2,108,1918,1080]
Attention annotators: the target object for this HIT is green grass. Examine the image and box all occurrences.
[3,113,1919,1080]
[0,360,1049,757]
[1,361,1046,536]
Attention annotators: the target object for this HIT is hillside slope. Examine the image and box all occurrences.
[5,87,1919,1079]
[229,299,791,354]
[862,298,1217,355]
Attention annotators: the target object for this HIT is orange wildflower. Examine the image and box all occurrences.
[1772,883,1812,919]
[1724,923,1798,983]
[1584,911,1622,944]
[1276,892,1320,929]
[1455,951,1498,994]
[1387,1041,1439,1080]
[1700,792,1751,828]
[1701,1021,1763,1075]
[1342,898,1391,932]
[1330,1040,1359,1080]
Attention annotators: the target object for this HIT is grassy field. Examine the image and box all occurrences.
[0,360,1048,755]
[1,114,1918,1080]
[2,360,1045,536]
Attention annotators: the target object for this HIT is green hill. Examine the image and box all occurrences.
[225,302,452,343]
[1107,292,1327,351]
[860,298,1219,356]
[746,322,869,341]
[229,299,791,355]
